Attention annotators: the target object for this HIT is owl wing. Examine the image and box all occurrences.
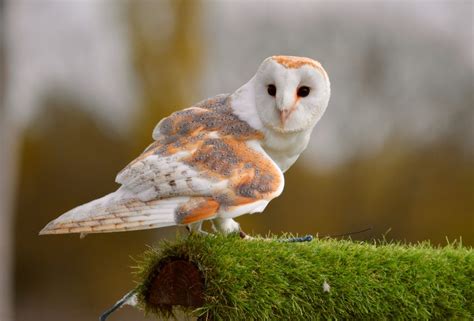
[40,95,284,235]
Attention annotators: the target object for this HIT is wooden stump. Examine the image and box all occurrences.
[145,259,205,312]
[136,236,473,320]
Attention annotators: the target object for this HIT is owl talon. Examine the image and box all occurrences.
[239,230,255,240]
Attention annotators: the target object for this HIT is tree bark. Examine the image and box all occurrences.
[145,259,204,312]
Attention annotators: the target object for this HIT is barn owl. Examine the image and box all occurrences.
[40,56,331,237]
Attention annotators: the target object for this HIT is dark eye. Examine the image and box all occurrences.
[267,84,276,97]
[297,86,310,97]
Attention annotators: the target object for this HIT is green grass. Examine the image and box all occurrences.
[135,234,473,320]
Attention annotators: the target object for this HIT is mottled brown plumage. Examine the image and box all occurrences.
[120,94,281,225]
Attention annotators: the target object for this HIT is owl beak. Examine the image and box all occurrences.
[279,109,292,126]
[279,99,299,126]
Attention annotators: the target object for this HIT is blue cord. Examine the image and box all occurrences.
[280,235,314,243]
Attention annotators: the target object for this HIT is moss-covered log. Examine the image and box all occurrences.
[135,235,473,320]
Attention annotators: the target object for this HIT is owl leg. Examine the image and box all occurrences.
[186,221,208,235]
[212,218,254,239]
[212,218,241,235]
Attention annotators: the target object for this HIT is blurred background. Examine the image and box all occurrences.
[0,0,472,320]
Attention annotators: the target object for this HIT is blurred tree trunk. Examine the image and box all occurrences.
[128,0,203,151]
[0,1,14,320]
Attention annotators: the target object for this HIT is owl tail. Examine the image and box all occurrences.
[39,188,185,236]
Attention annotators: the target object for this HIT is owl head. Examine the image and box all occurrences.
[254,56,331,134]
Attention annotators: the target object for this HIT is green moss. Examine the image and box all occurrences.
[134,235,473,320]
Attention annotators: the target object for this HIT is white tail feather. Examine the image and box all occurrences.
[39,189,189,235]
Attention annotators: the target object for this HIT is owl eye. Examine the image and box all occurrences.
[297,86,310,97]
[267,84,276,97]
